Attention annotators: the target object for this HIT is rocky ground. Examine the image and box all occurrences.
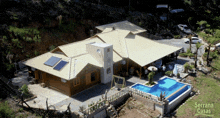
[118,98,160,118]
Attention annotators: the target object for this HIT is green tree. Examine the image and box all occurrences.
[19,84,29,97]
[194,42,203,69]
[205,36,217,66]
[187,34,193,52]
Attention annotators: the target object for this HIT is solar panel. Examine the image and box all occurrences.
[53,60,68,71]
[44,56,61,67]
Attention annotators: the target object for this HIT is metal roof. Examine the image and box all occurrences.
[23,37,122,80]
[23,52,103,80]
[125,35,182,67]
[96,30,182,67]
[96,20,146,34]
[24,24,181,80]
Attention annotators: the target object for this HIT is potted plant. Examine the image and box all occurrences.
[165,71,173,77]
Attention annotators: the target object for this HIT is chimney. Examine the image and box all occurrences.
[90,30,94,37]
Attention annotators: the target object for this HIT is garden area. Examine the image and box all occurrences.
[176,67,220,117]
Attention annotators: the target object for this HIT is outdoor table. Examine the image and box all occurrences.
[148,66,158,72]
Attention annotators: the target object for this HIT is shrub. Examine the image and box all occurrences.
[26,37,32,42]
[204,51,219,59]
[5,63,14,71]
[19,84,29,97]
[214,29,220,38]
[148,72,155,85]
[210,50,219,59]
[189,65,194,70]
[184,63,190,71]
[165,71,173,76]
[12,38,19,44]
[196,20,207,26]
[188,53,195,57]
[3,36,7,40]
[186,48,191,54]
[174,35,180,39]
[49,45,56,51]
[203,52,208,58]
[34,50,39,56]
[0,101,15,118]
[18,108,23,112]
[58,21,76,33]
[212,57,220,70]
[33,36,38,42]
[179,53,187,57]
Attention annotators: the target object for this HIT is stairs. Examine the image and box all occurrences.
[106,104,117,118]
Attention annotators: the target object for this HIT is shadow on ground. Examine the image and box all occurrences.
[71,78,136,102]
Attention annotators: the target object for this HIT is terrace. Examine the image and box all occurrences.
[15,56,192,116]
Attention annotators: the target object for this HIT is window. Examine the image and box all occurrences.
[91,72,96,82]
[74,78,80,86]
[107,48,110,52]
[107,67,111,74]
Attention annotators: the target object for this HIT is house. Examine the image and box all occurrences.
[23,21,181,96]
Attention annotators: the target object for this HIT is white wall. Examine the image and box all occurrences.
[155,103,164,115]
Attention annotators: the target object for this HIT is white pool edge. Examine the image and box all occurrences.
[167,84,192,112]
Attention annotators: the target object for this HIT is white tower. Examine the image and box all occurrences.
[86,42,113,84]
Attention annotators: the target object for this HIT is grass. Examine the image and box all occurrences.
[0,101,15,118]
[212,57,220,70]
[176,74,220,117]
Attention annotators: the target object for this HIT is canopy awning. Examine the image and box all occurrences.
[125,35,182,67]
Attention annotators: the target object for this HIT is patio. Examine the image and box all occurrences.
[26,76,148,113]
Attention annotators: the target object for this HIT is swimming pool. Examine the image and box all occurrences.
[131,77,191,102]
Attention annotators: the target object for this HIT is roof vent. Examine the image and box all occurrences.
[112,27,115,30]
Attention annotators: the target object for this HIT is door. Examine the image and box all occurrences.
[86,70,100,85]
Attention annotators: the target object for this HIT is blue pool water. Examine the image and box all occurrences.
[132,77,190,102]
